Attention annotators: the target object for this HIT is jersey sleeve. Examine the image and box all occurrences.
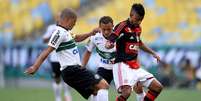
[48,30,64,49]
[107,21,126,42]
[136,26,143,46]
[85,36,95,52]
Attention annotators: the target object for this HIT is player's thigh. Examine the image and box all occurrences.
[137,68,155,88]
[61,65,103,99]
[97,67,113,84]
[113,62,137,92]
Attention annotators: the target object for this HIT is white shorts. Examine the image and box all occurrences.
[113,62,154,92]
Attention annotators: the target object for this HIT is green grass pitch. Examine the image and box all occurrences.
[0,87,201,101]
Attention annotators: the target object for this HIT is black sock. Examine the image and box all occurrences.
[144,90,160,101]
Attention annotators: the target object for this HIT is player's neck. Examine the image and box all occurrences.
[102,33,110,39]
[57,24,70,31]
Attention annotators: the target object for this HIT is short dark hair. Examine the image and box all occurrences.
[131,3,145,20]
[99,16,113,25]
[60,8,77,20]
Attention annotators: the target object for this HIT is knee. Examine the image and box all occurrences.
[121,85,132,98]
[153,82,163,93]
[149,79,163,93]
[96,79,110,89]
[133,82,144,94]
[92,79,109,95]
[157,83,163,92]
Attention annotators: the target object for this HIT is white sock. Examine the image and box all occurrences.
[52,82,62,101]
[88,95,96,101]
[63,83,72,101]
[136,91,146,101]
[95,89,108,101]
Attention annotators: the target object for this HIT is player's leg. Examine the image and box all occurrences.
[113,63,136,101]
[116,85,132,101]
[133,82,146,101]
[63,83,72,101]
[51,62,62,101]
[90,67,113,101]
[93,78,109,101]
[138,68,163,101]
[144,79,163,101]
[61,65,109,100]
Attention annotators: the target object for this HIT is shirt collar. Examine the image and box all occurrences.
[56,24,70,31]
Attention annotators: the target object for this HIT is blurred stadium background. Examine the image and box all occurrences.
[0,0,201,101]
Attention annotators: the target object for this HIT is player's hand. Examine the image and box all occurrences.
[24,66,37,75]
[90,27,101,36]
[105,41,114,49]
[153,54,161,63]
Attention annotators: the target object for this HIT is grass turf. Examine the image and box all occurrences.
[0,87,201,101]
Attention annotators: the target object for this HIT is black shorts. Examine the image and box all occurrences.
[97,67,113,84]
[51,62,61,78]
[61,65,102,99]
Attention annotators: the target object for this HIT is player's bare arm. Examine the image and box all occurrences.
[74,28,101,42]
[82,50,92,69]
[24,46,55,75]
[139,42,160,62]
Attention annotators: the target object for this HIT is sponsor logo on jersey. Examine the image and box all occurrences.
[125,42,139,54]
[129,44,139,50]
[72,49,79,54]
[51,30,60,45]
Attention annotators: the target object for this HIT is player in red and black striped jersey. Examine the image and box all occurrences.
[106,3,163,101]
[109,19,143,68]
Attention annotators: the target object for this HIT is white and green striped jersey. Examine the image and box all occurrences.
[48,25,81,71]
[86,32,116,70]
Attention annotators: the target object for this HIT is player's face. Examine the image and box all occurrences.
[130,10,142,25]
[100,22,113,37]
[64,18,77,30]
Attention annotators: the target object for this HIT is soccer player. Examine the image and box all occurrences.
[106,3,163,101]
[25,8,109,101]
[43,13,72,101]
[82,16,146,101]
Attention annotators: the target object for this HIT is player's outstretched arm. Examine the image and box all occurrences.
[82,50,92,69]
[24,46,55,75]
[139,43,161,62]
[74,28,101,42]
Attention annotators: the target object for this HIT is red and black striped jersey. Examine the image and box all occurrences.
[108,19,143,68]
